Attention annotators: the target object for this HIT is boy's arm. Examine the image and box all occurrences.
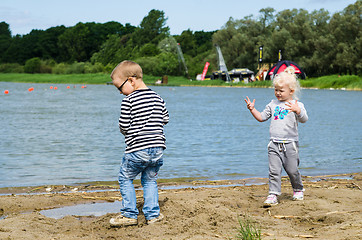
[244,96,264,122]
[119,99,131,135]
[162,102,169,125]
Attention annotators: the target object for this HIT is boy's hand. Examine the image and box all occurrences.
[244,96,255,111]
[286,100,301,115]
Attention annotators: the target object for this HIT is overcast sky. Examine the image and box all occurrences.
[1,0,356,36]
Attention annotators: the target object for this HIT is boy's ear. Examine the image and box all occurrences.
[128,76,136,85]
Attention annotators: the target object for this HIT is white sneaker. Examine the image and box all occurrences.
[147,213,164,224]
[110,214,137,227]
[263,194,278,207]
[293,191,304,201]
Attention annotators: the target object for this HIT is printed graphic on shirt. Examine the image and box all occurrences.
[274,106,288,120]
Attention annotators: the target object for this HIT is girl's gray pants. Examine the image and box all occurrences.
[267,141,304,195]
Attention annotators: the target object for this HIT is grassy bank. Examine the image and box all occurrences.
[300,74,362,90]
[0,73,361,90]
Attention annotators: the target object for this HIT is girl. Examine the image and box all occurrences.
[244,67,308,206]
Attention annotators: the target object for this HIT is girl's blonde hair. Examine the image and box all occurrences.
[272,66,301,100]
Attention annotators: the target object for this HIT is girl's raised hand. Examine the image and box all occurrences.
[286,100,301,115]
[244,96,255,111]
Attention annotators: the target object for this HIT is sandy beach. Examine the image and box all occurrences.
[0,173,361,240]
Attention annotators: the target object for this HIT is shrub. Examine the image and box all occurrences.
[24,57,41,73]
[105,63,116,74]
[66,62,86,74]
[39,60,52,73]
[136,52,179,76]
[139,43,160,56]
[0,63,24,73]
[84,62,104,73]
[53,63,68,74]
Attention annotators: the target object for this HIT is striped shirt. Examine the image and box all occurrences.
[119,88,169,153]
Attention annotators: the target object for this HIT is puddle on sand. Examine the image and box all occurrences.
[40,201,121,219]
[39,183,267,219]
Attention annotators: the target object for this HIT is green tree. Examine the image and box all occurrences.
[193,30,215,54]
[1,25,66,64]
[3,35,26,63]
[136,52,178,76]
[91,34,122,65]
[139,43,160,56]
[133,9,169,46]
[40,26,66,61]
[91,32,136,65]
[175,29,197,56]
[213,16,263,71]
[158,36,178,54]
[329,1,361,74]
[259,7,275,30]
[57,22,128,62]
[272,9,313,60]
[301,9,332,76]
[23,30,47,59]
[58,23,91,62]
[0,22,12,63]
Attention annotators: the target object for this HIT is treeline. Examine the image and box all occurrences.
[214,1,361,77]
[0,1,360,78]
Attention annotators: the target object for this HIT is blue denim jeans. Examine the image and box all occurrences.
[118,147,163,220]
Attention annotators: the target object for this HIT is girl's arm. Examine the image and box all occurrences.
[244,96,264,122]
[286,100,308,123]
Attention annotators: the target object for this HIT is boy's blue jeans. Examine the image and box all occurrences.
[118,147,163,220]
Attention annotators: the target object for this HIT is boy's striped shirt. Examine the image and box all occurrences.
[119,88,169,153]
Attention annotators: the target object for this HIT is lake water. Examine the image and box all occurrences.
[0,82,361,188]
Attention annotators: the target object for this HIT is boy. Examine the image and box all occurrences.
[110,60,169,226]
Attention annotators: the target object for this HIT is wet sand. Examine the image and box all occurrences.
[0,173,361,239]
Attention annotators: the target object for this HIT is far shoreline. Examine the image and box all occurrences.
[1,80,361,91]
[0,73,361,91]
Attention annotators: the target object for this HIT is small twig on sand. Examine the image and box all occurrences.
[350,182,361,190]
[326,210,360,215]
[273,215,302,219]
[295,234,314,238]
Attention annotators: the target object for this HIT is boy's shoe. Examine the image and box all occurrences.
[263,194,278,207]
[293,191,304,201]
[110,214,137,227]
[147,213,164,224]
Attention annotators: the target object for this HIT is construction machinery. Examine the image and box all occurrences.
[211,45,254,83]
